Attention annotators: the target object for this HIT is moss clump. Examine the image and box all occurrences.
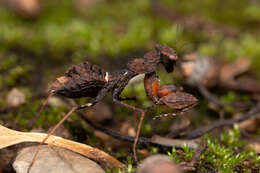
[0,55,32,88]
[167,125,260,172]
[201,126,259,172]
[1,0,260,75]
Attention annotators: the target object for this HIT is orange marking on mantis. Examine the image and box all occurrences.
[158,90,171,97]
[152,81,159,97]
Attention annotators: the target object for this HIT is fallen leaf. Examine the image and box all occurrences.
[220,57,250,82]
[0,125,125,170]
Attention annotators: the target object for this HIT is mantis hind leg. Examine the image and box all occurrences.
[112,98,145,162]
[112,88,145,162]
[28,86,112,173]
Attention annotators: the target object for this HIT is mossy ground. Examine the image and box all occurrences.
[0,0,260,172]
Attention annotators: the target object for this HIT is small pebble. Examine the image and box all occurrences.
[48,96,66,108]
[6,88,26,108]
[13,146,105,173]
[137,154,182,173]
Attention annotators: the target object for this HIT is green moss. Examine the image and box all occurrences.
[0,55,33,88]
[0,0,153,58]
[168,148,182,163]
[200,126,260,172]
[220,91,239,113]
[1,0,260,79]
[0,97,6,108]
[7,65,31,85]
[0,55,18,70]
[113,157,136,173]
[167,126,260,172]
[198,43,218,57]
[168,144,194,163]
[220,124,244,147]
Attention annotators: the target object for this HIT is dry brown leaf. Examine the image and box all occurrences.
[220,57,250,82]
[0,125,125,169]
[0,0,40,17]
[239,118,259,133]
[248,138,260,153]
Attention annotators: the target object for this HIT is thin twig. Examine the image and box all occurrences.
[179,102,260,139]
[197,83,251,109]
[27,106,78,173]
[29,92,55,128]
[77,111,198,150]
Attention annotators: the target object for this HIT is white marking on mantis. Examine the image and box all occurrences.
[86,103,93,106]
[105,72,109,82]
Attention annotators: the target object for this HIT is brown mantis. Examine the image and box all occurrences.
[28,44,197,172]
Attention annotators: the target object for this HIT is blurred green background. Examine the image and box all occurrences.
[1,0,260,94]
[1,0,260,79]
[1,0,260,89]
